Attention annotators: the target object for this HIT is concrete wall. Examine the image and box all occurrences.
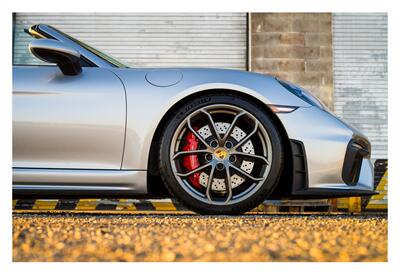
[250,13,333,109]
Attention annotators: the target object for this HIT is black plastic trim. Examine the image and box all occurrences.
[290,139,309,193]
[288,188,378,199]
[342,136,371,185]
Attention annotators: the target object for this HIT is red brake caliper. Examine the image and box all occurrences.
[182,130,201,188]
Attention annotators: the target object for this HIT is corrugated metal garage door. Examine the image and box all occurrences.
[332,13,387,160]
[13,13,247,69]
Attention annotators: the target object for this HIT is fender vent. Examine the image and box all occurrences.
[290,140,308,191]
[342,137,371,185]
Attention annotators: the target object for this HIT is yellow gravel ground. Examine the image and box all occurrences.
[13,214,387,262]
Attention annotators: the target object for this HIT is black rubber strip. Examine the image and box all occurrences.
[14,199,35,210]
[55,199,79,210]
[135,201,156,211]
[96,199,119,210]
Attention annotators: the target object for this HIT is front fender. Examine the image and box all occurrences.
[110,68,309,171]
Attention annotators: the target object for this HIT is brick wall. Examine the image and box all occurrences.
[250,13,333,109]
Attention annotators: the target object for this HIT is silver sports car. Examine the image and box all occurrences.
[13,24,376,214]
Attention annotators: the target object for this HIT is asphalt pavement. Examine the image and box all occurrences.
[13,213,387,262]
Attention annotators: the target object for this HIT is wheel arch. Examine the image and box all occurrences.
[146,88,294,198]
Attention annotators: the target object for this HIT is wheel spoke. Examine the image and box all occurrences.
[221,111,245,143]
[187,114,212,150]
[232,120,259,150]
[200,109,222,143]
[172,149,209,160]
[170,104,273,206]
[230,151,270,165]
[205,164,216,202]
[229,163,266,181]
[176,162,212,177]
[224,165,233,204]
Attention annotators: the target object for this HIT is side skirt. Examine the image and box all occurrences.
[13,168,148,198]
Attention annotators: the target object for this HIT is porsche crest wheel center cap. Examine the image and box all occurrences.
[214,148,228,160]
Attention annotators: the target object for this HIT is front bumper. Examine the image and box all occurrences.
[276,106,376,197]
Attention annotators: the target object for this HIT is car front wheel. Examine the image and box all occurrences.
[159,93,283,214]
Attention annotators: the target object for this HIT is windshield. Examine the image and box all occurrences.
[29,25,128,68]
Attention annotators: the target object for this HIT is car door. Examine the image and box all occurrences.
[13,65,126,170]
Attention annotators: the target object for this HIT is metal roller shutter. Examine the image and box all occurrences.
[332,13,387,160]
[13,13,248,69]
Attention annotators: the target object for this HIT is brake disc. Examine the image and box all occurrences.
[197,122,255,192]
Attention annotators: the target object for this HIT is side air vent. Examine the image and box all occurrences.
[290,140,308,191]
[342,137,371,185]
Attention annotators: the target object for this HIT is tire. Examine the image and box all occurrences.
[159,93,283,214]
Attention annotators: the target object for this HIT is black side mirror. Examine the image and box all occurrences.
[29,39,82,76]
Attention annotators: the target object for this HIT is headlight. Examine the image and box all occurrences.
[276,78,326,110]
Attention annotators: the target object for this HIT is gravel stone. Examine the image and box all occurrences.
[13,214,387,262]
